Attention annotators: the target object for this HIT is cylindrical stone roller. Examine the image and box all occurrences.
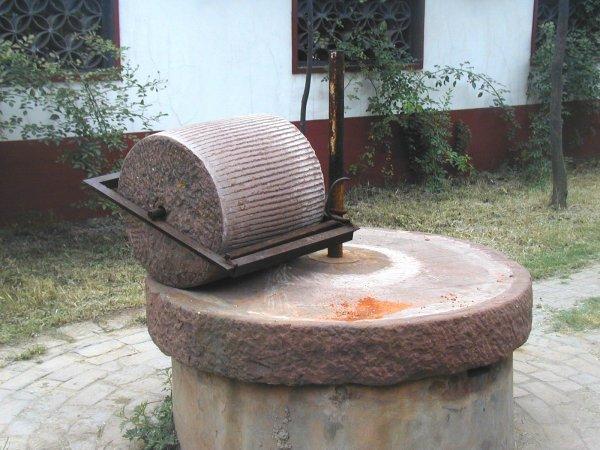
[118,115,326,288]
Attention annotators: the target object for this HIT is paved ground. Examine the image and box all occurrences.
[0,264,599,449]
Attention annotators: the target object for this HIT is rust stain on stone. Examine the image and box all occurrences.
[329,296,411,321]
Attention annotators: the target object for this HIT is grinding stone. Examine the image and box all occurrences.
[118,115,325,287]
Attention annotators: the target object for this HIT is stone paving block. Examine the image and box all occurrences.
[0,368,45,391]
[578,352,600,364]
[0,399,29,425]
[131,340,159,353]
[529,360,579,378]
[25,377,61,395]
[146,355,171,371]
[60,368,108,390]
[36,352,82,372]
[57,322,103,340]
[9,388,36,401]
[569,372,600,386]
[0,436,27,449]
[117,329,151,345]
[123,374,165,396]
[46,361,97,382]
[3,360,37,374]
[97,416,132,449]
[66,382,116,406]
[514,371,531,384]
[75,340,124,358]
[531,370,565,383]
[103,364,155,386]
[0,369,19,383]
[26,390,70,414]
[119,349,160,366]
[70,334,112,349]
[99,310,144,331]
[4,417,38,437]
[513,359,537,374]
[564,357,600,375]
[515,395,560,425]
[587,383,600,394]
[540,424,588,449]
[27,432,70,450]
[97,359,125,372]
[577,426,600,450]
[513,386,529,398]
[521,381,572,405]
[68,437,100,450]
[548,379,583,393]
[0,388,12,402]
[108,325,146,340]
[87,346,137,365]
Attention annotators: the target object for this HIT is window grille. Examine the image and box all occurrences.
[292,0,424,72]
[0,0,118,70]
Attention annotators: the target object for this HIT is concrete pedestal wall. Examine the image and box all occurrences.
[172,357,514,450]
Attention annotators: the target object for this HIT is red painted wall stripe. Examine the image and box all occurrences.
[1,104,598,224]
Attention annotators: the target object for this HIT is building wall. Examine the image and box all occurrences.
[7,0,600,223]
[118,0,535,131]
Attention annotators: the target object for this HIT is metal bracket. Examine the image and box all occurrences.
[83,172,358,278]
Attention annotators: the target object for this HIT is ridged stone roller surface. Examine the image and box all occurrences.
[118,115,325,288]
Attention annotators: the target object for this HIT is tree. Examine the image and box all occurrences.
[549,0,570,208]
[299,0,314,135]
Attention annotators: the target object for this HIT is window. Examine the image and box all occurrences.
[292,0,424,73]
[532,0,599,51]
[0,0,119,70]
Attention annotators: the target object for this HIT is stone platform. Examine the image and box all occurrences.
[146,228,532,449]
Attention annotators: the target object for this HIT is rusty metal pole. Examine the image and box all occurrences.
[327,50,345,258]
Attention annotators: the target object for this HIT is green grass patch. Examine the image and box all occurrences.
[0,218,144,344]
[3,344,47,366]
[348,163,600,279]
[120,369,178,449]
[552,297,600,332]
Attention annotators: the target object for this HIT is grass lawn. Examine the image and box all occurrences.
[1,163,599,344]
[0,219,144,344]
[348,163,600,280]
[552,297,600,332]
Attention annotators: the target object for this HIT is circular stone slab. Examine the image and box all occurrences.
[119,115,325,288]
[146,228,532,386]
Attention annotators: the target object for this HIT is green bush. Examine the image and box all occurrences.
[0,34,164,178]
[520,0,600,176]
[120,369,178,450]
[323,24,508,190]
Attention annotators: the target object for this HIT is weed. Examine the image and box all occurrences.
[121,369,178,450]
[552,297,600,332]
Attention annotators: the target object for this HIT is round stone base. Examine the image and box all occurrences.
[172,356,514,450]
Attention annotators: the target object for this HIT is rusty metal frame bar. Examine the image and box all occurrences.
[83,172,358,278]
[327,50,346,258]
[83,172,236,272]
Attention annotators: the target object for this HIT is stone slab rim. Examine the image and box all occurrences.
[146,228,533,386]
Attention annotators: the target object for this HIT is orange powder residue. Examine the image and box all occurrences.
[329,296,411,321]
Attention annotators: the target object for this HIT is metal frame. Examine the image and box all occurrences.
[84,172,358,278]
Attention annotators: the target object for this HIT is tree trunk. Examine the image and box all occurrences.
[299,0,314,135]
[549,0,569,208]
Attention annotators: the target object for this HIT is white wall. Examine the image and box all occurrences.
[4,0,536,138]
[422,0,534,109]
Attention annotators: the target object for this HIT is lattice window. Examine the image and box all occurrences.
[292,0,424,73]
[534,0,599,50]
[0,0,118,70]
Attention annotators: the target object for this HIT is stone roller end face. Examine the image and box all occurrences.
[118,114,326,288]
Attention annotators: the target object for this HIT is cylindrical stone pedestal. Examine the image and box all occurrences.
[172,357,513,450]
[146,228,532,450]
